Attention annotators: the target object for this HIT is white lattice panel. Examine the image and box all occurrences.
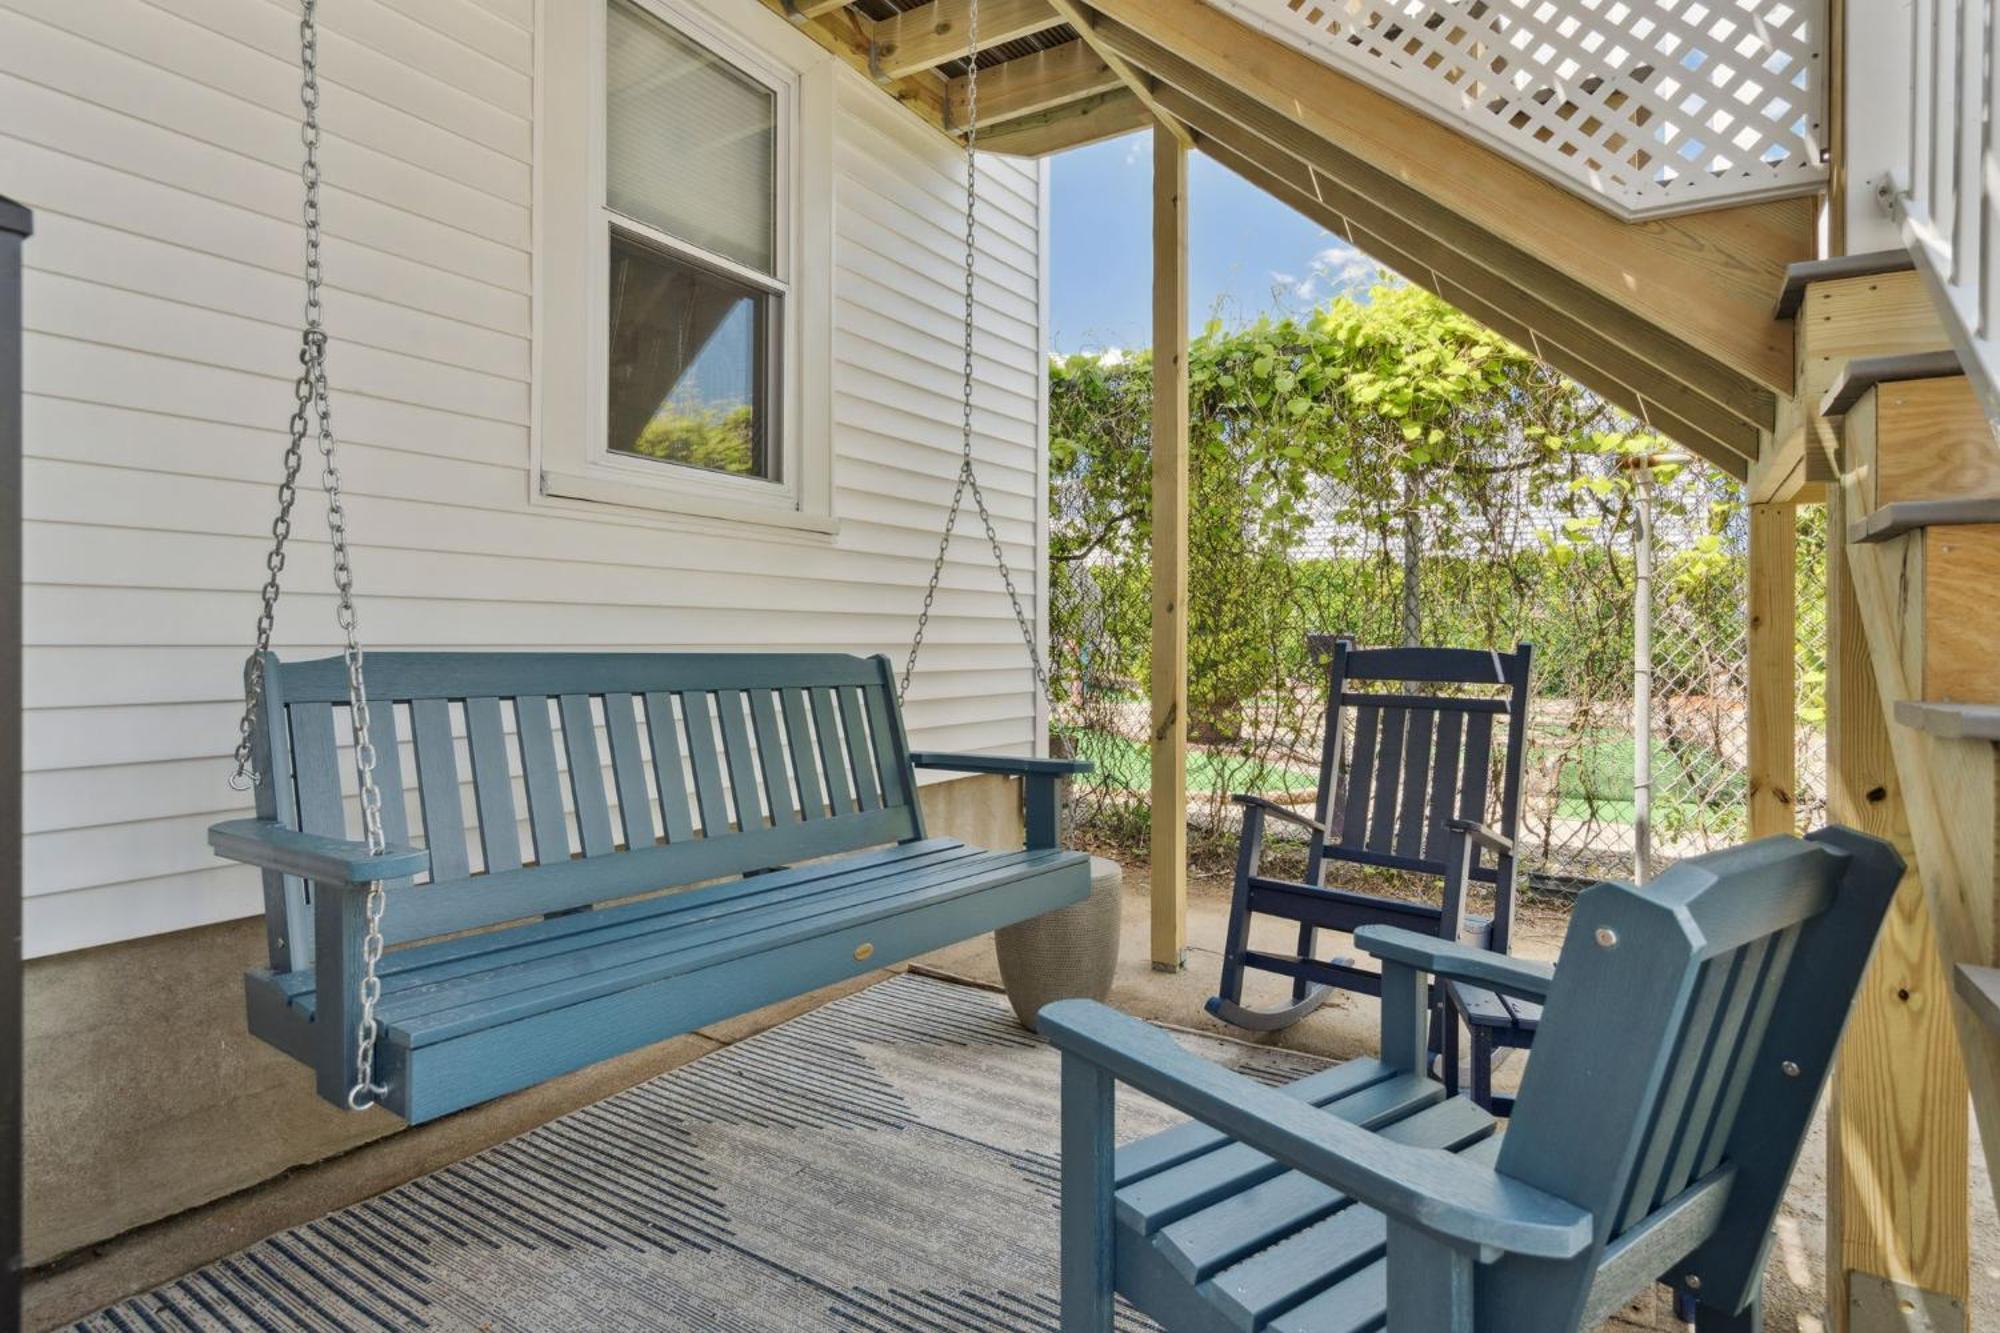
[1206,0,1827,218]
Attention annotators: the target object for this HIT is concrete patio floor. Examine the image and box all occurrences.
[25,856,2000,1332]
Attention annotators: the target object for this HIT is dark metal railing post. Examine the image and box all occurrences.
[0,193,31,1327]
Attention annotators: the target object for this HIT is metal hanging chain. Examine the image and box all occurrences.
[227,0,393,1112]
[899,0,1049,706]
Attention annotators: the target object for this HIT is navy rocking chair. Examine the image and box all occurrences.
[1208,638,1532,1039]
[1046,827,1903,1332]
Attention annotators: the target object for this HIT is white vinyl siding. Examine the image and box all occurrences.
[2,0,1049,958]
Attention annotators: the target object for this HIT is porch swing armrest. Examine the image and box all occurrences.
[910,754,1092,852]
[910,752,1093,778]
[210,819,431,885]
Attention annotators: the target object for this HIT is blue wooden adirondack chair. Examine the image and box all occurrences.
[1044,827,1902,1332]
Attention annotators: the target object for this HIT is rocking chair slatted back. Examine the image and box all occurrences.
[1487,828,1902,1329]
[1308,635,1531,893]
[259,651,925,966]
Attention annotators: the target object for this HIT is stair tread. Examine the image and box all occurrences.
[1955,965,2000,1034]
[1773,249,1917,318]
[1821,350,1965,418]
[1848,498,2000,543]
[1895,700,2000,741]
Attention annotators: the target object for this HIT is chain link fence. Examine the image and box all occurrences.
[1051,452,1829,890]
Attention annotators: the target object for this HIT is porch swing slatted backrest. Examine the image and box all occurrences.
[258,653,922,969]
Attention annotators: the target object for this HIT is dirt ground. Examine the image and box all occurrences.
[916,858,2000,1332]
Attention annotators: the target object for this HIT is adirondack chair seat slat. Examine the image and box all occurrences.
[217,650,1092,1122]
[1053,829,1906,1333]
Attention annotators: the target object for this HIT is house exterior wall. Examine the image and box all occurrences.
[0,0,1052,1266]
[0,0,1051,961]
[21,773,1023,1269]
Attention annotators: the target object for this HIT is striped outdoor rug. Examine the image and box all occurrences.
[72,973,1330,1332]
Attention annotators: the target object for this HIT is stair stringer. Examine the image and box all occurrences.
[1838,473,2000,1203]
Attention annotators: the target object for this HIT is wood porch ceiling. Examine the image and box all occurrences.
[771,0,1815,477]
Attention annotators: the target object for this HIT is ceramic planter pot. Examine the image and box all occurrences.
[996,854,1123,1031]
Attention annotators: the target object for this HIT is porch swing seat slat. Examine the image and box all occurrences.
[219,650,1091,1124]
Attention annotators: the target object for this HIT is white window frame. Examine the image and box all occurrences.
[535,0,836,533]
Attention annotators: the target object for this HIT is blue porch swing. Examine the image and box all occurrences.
[210,0,1089,1124]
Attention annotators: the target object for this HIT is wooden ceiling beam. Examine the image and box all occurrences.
[1080,0,1807,425]
[976,87,1153,156]
[871,0,1068,80]
[1042,0,1189,145]
[1093,7,1784,437]
[1187,113,1755,475]
[946,37,1121,130]
[759,1,948,129]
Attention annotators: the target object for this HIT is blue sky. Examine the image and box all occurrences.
[1048,132,1384,356]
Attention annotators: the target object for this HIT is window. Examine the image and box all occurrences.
[537,0,835,529]
[605,0,780,483]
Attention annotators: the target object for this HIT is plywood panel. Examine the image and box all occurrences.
[1924,526,2000,702]
[1876,377,2000,506]
[1794,272,1952,482]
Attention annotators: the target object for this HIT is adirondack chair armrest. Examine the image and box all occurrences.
[210,819,431,885]
[1354,925,1554,1003]
[909,752,1093,777]
[1230,793,1327,836]
[1041,999,1592,1260]
[1443,818,1513,856]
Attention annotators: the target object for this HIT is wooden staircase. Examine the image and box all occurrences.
[1772,253,2000,1319]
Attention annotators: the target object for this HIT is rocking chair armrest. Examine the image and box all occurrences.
[1231,794,1327,837]
[1443,818,1514,857]
[910,752,1093,778]
[1354,926,1555,1004]
[1041,1000,1590,1259]
[209,819,430,885]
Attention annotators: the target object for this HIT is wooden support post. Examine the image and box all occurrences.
[1149,123,1189,972]
[0,196,28,1332]
[1824,487,1971,1329]
[1747,503,1798,838]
